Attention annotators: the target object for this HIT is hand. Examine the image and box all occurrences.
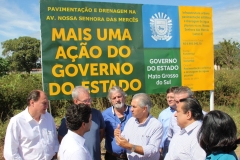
[115,134,129,148]
[114,124,121,137]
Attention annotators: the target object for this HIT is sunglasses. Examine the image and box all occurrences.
[175,97,200,105]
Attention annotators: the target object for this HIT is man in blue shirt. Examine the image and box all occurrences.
[102,86,132,160]
[58,86,105,160]
[158,87,178,160]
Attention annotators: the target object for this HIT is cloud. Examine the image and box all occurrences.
[213,3,240,44]
[0,0,40,43]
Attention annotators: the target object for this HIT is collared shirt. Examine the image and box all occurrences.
[158,107,175,149]
[206,151,237,160]
[58,130,92,160]
[121,115,163,160]
[4,108,59,160]
[58,108,105,160]
[102,105,132,154]
[165,121,206,160]
[167,112,180,141]
[167,110,207,141]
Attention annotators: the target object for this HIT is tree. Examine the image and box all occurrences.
[214,39,240,69]
[1,36,41,73]
[0,57,9,76]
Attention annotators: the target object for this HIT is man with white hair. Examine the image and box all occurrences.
[114,93,163,160]
[102,86,132,160]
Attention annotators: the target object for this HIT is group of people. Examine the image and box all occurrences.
[3,86,240,160]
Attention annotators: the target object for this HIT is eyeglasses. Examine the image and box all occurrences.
[77,98,92,104]
[174,99,181,104]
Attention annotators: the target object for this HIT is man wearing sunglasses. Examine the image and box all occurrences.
[167,86,206,141]
[167,86,193,141]
[58,86,105,160]
[165,96,206,159]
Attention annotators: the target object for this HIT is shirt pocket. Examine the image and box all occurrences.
[42,128,54,145]
[140,135,151,145]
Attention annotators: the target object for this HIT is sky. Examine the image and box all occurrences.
[0,0,240,56]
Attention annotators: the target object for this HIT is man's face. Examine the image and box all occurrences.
[174,102,189,129]
[74,91,91,106]
[166,92,176,107]
[110,91,125,109]
[174,92,189,108]
[32,91,48,114]
[130,98,146,118]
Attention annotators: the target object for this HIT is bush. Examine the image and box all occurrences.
[0,73,42,121]
[1,69,240,121]
[214,69,240,107]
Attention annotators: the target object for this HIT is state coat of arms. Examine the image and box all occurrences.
[150,12,172,41]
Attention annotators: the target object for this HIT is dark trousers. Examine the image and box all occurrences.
[105,151,128,160]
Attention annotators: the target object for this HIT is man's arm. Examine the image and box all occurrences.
[167,115,174,141]
[4,118,23,160]
[115,119,163,157]
[50,115,59,156]
[100,128,105,142]
[115,135,145,155]
[157,111,165,149]
[114,124,145,155]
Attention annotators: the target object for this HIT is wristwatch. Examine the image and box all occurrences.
[131,144,136,152]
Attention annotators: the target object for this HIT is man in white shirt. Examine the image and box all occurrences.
[58,86,105,160]
[167,86,207,141]
[165,97,206,160]
[58,103,92,160]
[4,90,59,160]
[114,93,163,160]
[167,86,194,141]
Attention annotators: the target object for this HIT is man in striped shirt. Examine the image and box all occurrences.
[114,93,163,160]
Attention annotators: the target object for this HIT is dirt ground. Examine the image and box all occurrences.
[101,139,106,160]
[0,145,3,160]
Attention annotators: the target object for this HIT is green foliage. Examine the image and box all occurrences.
[49,100,72,118]
[0,73,42,121]
[1,37,40,73]
[0,119,9,145]
[0,57,9,76]
[214,69,240,106]
[149,93,167,109]
[214,39,240,69]
[0,70,240,145]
